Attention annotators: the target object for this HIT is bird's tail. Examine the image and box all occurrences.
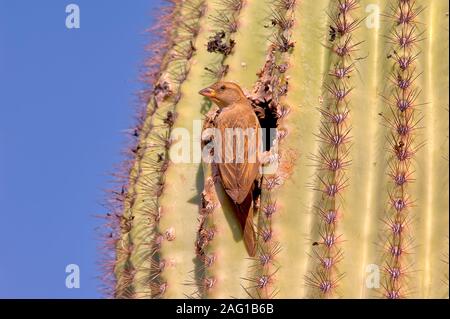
[235,192,256,257]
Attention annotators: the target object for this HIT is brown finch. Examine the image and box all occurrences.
[199,81,260,257]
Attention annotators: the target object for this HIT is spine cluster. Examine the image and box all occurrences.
[203,0,244,84]
[195,173,219,297]
[306,0,360,297]
[380,0,424,299]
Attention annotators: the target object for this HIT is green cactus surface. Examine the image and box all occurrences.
[103,0,449,299]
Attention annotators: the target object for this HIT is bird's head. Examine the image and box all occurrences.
[199,81,246,108]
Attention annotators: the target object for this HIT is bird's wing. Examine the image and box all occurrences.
[217,104,260,204]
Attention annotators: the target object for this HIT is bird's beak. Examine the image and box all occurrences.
[199,87,216,98]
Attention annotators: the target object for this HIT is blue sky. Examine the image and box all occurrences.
[0,0,164,298]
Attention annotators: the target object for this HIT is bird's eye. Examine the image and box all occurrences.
[219,85,226,91]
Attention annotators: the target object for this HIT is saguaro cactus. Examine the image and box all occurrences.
[102,0,449,299]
